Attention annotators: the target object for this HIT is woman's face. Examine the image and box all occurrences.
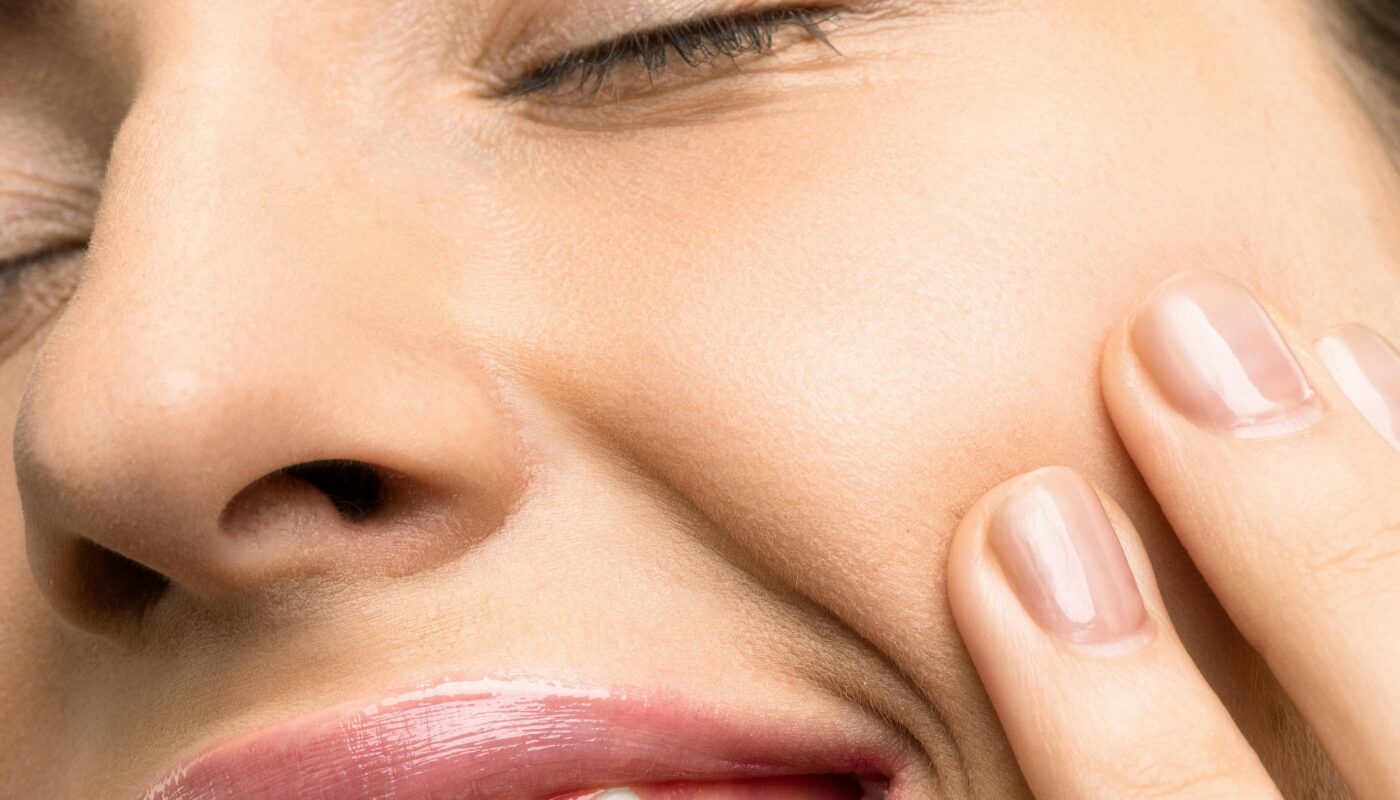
[3,0,1397,797]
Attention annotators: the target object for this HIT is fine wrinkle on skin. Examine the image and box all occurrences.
[2,1,1399,798]
[572,418,975,796]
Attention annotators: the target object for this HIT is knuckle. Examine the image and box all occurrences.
[1301,493,1400,592]
[1089,731,1257,799]
[1310,531,1400,581]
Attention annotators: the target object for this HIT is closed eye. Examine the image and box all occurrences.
[501,6,841,99]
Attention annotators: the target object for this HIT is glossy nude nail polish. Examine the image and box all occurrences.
[1131,272,1324,438]
[988,468,1147,645]
[1318,324,1400,450]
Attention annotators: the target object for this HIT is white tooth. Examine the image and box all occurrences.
[594,790,642,800]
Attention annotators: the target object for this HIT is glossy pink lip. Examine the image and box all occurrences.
[138,678,900,800]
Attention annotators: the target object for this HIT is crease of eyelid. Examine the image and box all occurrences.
[455,0,930,107]
[493,7,843,102]
[486,3,949,125]
[477,2,835,73]
[511,51,833,111]
[0,165,101,201]
[503,50,879,133]
[0,246,83,361]
[1,174,101,247]
[0,198,94,231]
[1,210,94,267]
[0,239,86,274]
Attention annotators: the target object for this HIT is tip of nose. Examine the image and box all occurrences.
[16,341,530,640]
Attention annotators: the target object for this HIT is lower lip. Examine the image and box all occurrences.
[139,678,896,800]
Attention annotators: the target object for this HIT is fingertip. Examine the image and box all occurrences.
[1117,271,1326,438]
[949,466,1160,655]
[1315,323,1400,451]
[1096,292,1178,459]
[946,466,1082,601]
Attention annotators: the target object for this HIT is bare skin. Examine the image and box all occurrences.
[1,1,1396,797]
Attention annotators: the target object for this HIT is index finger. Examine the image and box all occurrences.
[1100,271,1400,800]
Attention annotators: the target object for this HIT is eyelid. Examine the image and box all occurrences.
[0,196,96,265]
[492,3,843,100]
[0,240,87,276]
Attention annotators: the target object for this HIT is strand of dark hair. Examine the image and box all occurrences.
[1330,0,1400,150]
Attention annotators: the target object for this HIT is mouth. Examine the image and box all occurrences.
[138,678,903,800]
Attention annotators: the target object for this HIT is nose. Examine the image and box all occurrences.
[16,80,527,641]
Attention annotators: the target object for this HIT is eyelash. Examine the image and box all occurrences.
[0,242,85,278]
[504,6,841,98]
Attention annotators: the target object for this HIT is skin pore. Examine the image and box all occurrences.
[1,0,1397,797]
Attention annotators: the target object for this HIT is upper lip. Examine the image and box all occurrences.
[137,676,906,800]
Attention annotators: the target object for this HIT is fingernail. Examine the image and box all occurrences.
[1131,272,1324,438]
[1317,324,1400,450]
[988,468,1147,645]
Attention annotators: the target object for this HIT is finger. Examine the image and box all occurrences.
[947,466,1281,800]
[1316,323,1400,450]
[1101,271,1400,800]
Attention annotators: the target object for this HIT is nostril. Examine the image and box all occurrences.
[70,539,171,626]
[281,460,385,522]
[48,460,391,636]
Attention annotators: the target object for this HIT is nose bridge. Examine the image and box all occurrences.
[83,3,487,332]
[52,66,396,484]
[94,43,371,303]
[16,44,529,636]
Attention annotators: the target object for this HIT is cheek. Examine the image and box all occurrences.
[494,127,1151,697]
[481,0,1400,708]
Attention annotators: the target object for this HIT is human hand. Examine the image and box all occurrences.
[947,272,1400,799]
